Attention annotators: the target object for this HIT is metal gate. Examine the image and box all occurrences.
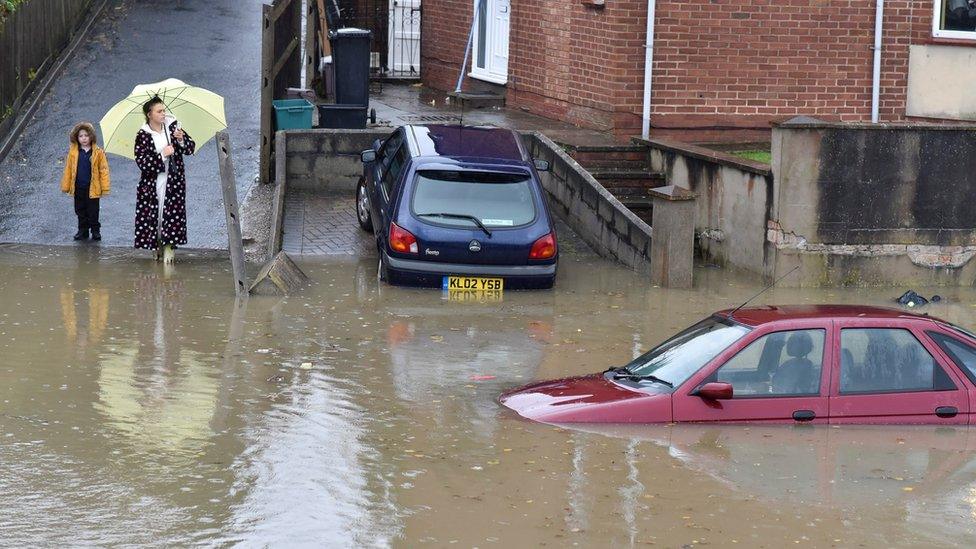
[333,0,421,79]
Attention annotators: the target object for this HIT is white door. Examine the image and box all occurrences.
[471,0,510,84]
[388,0,421,76]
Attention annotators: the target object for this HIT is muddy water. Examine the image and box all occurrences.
[1,244,976,546]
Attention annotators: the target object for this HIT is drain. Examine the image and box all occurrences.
[399,115,460,123]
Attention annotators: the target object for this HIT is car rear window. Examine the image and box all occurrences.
[411,171,536,228]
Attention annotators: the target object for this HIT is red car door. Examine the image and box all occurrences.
[673,320,832,424]
[828,320,970,425]
[920,328,976,425]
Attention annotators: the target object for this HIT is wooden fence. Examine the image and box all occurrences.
[0,0,93,128]
[259,0,304,184]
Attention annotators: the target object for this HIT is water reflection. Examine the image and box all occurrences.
[568,423,976,542]
[385,308,551,438]
[93,271,220,462]
[7,247,976,546]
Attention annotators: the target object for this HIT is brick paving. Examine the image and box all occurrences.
[283,188,595,260]
[282,190,376,256]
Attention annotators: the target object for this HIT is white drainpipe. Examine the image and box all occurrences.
[641,0,657,140]
[871,0,884,123]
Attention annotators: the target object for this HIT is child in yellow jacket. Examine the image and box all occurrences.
[61,122,110,241]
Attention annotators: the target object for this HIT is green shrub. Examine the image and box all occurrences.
[0,0,29,23]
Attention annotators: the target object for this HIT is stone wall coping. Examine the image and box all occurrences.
[633,137,772,177]
[773,119,976,131]
[649,185,697,202]
[282,128,392,136]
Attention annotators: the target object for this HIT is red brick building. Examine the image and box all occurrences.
[420,0,976,141]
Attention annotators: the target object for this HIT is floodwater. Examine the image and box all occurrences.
[2,243,976,546]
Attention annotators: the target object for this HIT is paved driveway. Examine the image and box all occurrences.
[0,0,264,249]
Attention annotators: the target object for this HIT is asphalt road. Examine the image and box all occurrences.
[0,0,264,248]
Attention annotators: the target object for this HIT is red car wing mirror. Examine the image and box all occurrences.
[696,382,733,400]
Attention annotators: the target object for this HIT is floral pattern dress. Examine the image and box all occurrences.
[133,120,195,249]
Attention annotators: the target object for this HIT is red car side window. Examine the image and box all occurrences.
[839,328,956,394]
[713,329,825,397]
[927,331,976,385]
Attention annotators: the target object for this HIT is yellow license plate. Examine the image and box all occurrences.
[446,289,504,303]
[443,276,504,291]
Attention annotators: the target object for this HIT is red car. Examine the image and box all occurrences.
[500,305,976,424]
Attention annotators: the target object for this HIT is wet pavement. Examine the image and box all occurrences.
[282,190,375,257]
[371,83,627,148]
[0,0,263,248]
[281,187,595,259]
[2,242,976,546]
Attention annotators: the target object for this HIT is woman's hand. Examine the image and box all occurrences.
[173,128,185,142]
[162,145,175,157]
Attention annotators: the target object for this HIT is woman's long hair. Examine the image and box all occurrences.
[69,122,99,146]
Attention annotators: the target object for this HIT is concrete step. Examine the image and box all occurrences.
[567,145,650,170]
[617,197,654,209]
[617,197,654,225]
[448,91,505,109]
[591,170,666,190]
[575,157,649,170]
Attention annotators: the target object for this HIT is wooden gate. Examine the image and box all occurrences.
[260,0,303,184]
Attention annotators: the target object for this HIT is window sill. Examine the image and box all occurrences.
[926,36,976,48]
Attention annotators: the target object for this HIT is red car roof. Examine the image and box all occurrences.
[715,304,941,327]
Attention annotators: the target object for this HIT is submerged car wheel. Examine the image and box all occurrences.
[356,178,373,233]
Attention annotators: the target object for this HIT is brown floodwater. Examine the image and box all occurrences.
[1,243,976,546]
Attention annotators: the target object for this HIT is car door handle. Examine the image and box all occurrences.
[935,406,958,418]
[792,410,816,422]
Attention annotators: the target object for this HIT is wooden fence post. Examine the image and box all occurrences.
[259,3,273,185]
[216,130,247,296]
[305,0,318,89]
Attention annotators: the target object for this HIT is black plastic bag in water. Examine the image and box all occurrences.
[896,290,929,307]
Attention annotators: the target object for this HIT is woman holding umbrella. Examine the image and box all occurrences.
[100,78,226,264]
[133,95,195,262]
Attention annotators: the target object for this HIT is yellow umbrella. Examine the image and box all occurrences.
[99,78,226,159]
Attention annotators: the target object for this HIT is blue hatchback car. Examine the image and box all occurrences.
[356,125,558,290]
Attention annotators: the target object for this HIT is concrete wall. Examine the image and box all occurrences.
[771,119,976,286]
[640,138,772,277]
[280,128,390,191]
[523,132,653,273]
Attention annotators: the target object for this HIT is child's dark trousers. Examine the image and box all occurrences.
[74,184,100,233]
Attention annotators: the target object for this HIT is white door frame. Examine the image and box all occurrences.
[469,0,509,85]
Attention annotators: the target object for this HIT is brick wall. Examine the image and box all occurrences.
[422,1,943,138]
[420,0,474,92]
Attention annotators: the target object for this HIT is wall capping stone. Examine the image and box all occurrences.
[635,137,772,176]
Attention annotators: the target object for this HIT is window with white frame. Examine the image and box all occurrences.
[935,0,976,38]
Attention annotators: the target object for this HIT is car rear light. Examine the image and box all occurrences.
[389,222,419,254]
[529,232,557,260]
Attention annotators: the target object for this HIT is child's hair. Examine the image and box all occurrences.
[142,95,165,123]
[69,122,98,146]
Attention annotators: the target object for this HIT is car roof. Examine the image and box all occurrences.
[714,304,942,327]
[405,124,526,162]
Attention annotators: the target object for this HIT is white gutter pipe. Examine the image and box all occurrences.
[871,0,884,123]
[641,0,657,139]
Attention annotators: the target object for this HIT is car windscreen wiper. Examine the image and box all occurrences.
[610,369,674,387]
[416,212,492,237]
